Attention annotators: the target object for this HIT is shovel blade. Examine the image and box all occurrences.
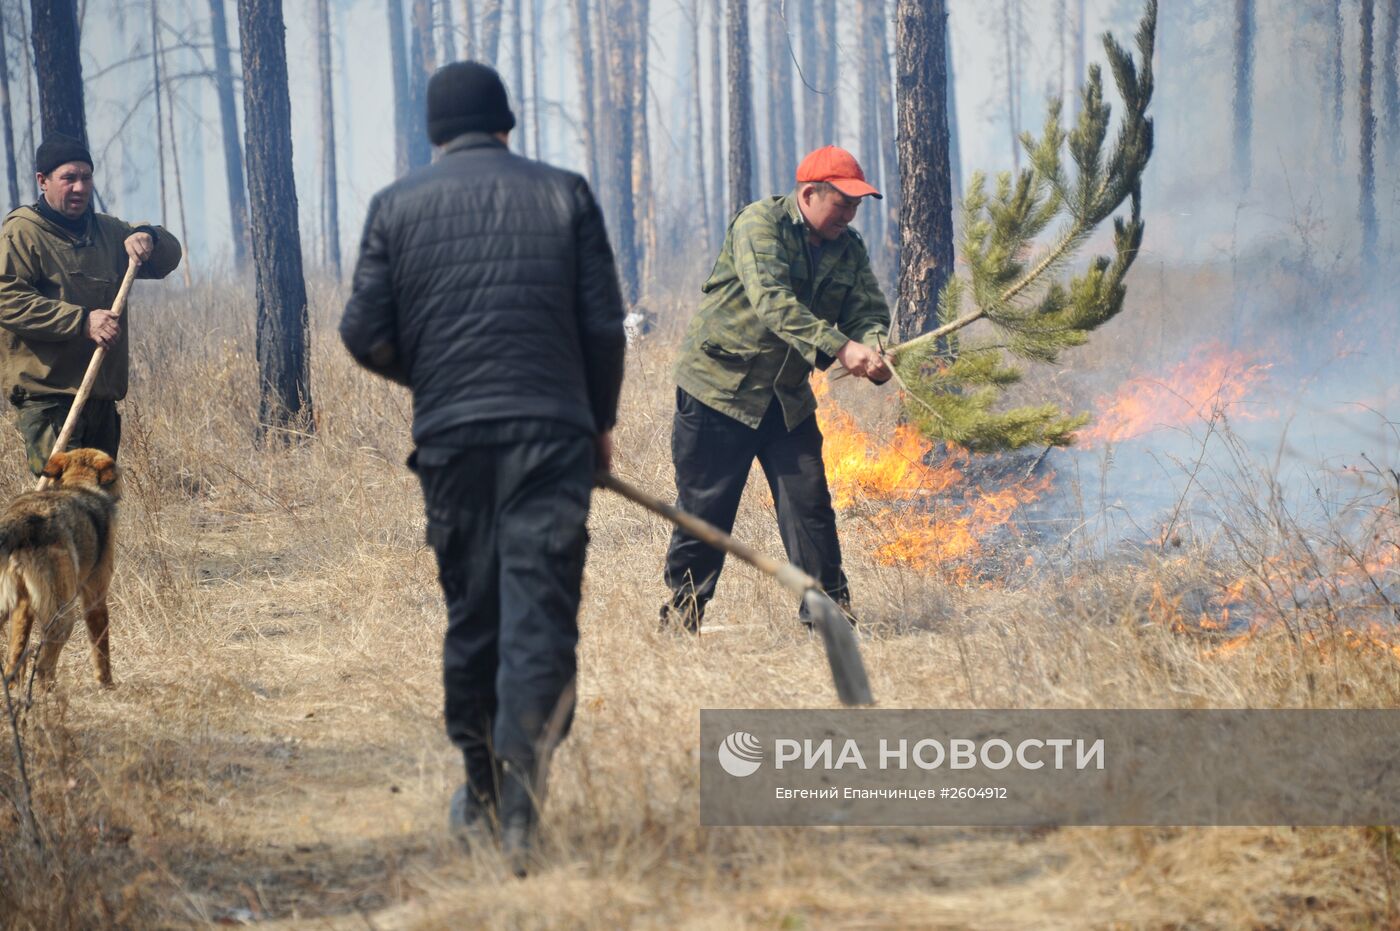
[803,589,874,706]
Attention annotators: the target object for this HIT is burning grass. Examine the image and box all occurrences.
[0,272,1398,928]
[1078,342,1275,447]
[814,374,1052,582]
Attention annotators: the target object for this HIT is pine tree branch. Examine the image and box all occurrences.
[889,212,1093,361]
[872,0,1157,453]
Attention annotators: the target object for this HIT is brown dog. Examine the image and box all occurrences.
[0,448,121,691]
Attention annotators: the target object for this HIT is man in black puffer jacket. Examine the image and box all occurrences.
[340,61,626,876]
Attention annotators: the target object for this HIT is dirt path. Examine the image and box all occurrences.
[17,467,1385,929]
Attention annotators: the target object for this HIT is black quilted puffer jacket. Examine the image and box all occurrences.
[339,133,626,443]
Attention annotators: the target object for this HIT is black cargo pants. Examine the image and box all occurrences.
[414,434,594,790]
[663,388,849,625]
[11,395,121,476]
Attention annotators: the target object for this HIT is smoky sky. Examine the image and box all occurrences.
[45,0,1392,274]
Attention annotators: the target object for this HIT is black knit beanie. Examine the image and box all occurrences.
[427,61,516,145]
[35,133,93,175]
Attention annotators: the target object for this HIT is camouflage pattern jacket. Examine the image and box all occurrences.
[674,192,891,429]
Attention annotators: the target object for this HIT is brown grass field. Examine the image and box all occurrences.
[1,265,1398,930]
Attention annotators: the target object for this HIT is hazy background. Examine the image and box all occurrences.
[6,0,1393,281]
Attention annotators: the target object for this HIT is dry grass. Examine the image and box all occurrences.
[0,269,1397,930]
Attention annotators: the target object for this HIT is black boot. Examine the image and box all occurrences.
[498,762,537,878]
[659,597,702,634]
[449,748,501,851]
[799,587,857,630]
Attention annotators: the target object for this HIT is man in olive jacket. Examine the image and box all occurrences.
[663,146,891,632]
[0,134,182,474]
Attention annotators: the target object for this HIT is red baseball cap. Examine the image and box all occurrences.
[795,146,882,199]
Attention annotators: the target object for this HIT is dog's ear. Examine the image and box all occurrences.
[98,460,119,487]
[41,451,67,480]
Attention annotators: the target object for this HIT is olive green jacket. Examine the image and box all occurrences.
[0,205,181,403]
[674,192,891,429]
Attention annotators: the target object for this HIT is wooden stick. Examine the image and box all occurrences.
[35,258,139,490]
[597,471,817,598]
[597,471,874,706]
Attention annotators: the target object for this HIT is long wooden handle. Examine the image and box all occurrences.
[35,258,139,490]
[596,471,819,599]
[598,470,875,706]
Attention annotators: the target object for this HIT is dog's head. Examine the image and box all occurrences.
[41,448,122,498]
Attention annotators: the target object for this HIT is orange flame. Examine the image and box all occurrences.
[1202,629,1259,660]
[1080,343,1273,446]
[1164,531,1399,663]
[1201,625,1400,665]
[813,374,1047,577]
[816,379,965,509]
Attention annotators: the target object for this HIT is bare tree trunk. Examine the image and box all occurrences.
[819,0,837,143]
[946,24,962,200]
[317,0,341,275]
[709,0,724,242]
[799,0,818,151]
[1332,0,1345,167]
[600,0,637,302]
[1072,0,1085,122]
[893,0,954,339]
[158,12,193,287]
[174,5,207,240]
[1232,0,1253,192]
[1056,0,1067,104]
[875,4,900,270]
[530,0,542,158]
[28,0,86,143]
[164,136,192,286]
[857,0,883,251]
[388,0,411,175]
[764,0,795,194]
[1,13,21,210]
[151,0,167,222]
[209,0,249,270]
[17,8,36,175]
[1014,1,1023,143]
[569,0,599,181]
[1361,0,1378,271]
[633,0,654,291]
[409,0,435,167]
[510,0,524,153]
[725,0,752,215]
[593,0,613,196]
[237,0,314,438]
[441,0,457,62]
[688,0,709,239]
[1384,0,1398,163]
[1001,0,1020,171]
[460,0,476,59]
[480,0,502,65]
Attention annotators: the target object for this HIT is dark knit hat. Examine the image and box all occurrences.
[35,133,93,175]
[427,61,516,145]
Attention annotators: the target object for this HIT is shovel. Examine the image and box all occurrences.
[597,472,874,706]
[35,257,140,491]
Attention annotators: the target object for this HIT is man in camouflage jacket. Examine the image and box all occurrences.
[663,146,892,631]
[0,134,182,474]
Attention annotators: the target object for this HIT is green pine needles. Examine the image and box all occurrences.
[888,0,1156,453]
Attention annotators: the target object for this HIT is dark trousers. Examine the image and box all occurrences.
[12,396,121,476]
[663,388,849,622]
[415,435,593,792]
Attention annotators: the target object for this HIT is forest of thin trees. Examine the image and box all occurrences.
[1,0,1398,427]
